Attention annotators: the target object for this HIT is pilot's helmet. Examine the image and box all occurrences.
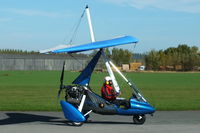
[104,76,112,85]
[105,76,112,81]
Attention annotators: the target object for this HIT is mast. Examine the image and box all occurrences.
[85,5,95,42]
[85,5,120,93]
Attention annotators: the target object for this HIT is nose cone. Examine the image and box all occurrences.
[130,99,156,114]
[60,100,86,122]
[146,104,156,114]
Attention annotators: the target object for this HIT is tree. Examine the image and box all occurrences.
[105,48,111,58]
[145,50,160,70]
[111,48,133,66]
[145,44,200,71]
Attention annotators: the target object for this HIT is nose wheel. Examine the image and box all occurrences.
[133,114,146,124]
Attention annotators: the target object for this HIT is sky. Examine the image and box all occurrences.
[0,0,200,53]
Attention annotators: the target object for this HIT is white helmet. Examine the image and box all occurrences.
[104,76,112,81]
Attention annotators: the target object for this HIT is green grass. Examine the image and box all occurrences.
[0,71,200,111]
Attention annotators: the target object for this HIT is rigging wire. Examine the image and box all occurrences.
[68,9,86,45]
[62,8,86,45]
[62,8,88,67]
[68,53,86,66]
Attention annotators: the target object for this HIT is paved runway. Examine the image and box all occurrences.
[0,111,199,133]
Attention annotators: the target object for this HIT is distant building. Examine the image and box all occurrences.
[130,62,142,71]
[0,53,89,71]
[122,64,130,71]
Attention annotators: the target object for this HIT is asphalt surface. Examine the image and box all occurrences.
[0,111,200,133]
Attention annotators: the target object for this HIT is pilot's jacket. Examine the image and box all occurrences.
[101,84,117,101]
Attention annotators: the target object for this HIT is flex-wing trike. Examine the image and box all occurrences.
[56,46,155,126]
[42,38,156,126]
[41,6,155,126]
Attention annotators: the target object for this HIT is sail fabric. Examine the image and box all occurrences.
[72,50,102,86]
[52,36,138,53]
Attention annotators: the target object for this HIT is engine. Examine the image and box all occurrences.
[65,85,84,104]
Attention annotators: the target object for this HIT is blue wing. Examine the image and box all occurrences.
[52,36,138,53]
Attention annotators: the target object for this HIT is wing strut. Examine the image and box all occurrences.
[108,60,146,102]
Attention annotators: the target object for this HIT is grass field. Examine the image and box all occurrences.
[0,71,200,111]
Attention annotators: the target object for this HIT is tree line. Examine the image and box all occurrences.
[145,44,200,71]
[0,49,39,54]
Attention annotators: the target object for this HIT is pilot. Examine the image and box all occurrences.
[101,76,130,108]
[101,76,118,101]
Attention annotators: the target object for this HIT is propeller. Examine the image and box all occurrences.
[58,61,65,99]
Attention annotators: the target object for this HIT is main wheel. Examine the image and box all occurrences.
[71,122,83,126]
[133,114,146,125]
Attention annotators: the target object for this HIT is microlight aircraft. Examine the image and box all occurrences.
[40,5,155,126]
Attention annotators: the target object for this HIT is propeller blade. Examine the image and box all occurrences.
[58,88,62,99]
[58,61,65,99]
[60,61,65,86]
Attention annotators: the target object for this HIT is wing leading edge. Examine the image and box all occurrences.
[50,36,138,53]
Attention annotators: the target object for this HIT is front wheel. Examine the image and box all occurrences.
[133,114,146,125]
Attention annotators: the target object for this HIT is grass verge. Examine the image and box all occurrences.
[0,71,200,111]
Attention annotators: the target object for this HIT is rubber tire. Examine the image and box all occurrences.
[71,122,83,126]
[133,114,146,125]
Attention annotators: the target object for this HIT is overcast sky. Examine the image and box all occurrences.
[0,0,200,53]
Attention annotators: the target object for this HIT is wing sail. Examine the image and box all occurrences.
[41,36,138,54]
[72,49,102,86]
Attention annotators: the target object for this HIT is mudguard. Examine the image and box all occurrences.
[60,100,86,122]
